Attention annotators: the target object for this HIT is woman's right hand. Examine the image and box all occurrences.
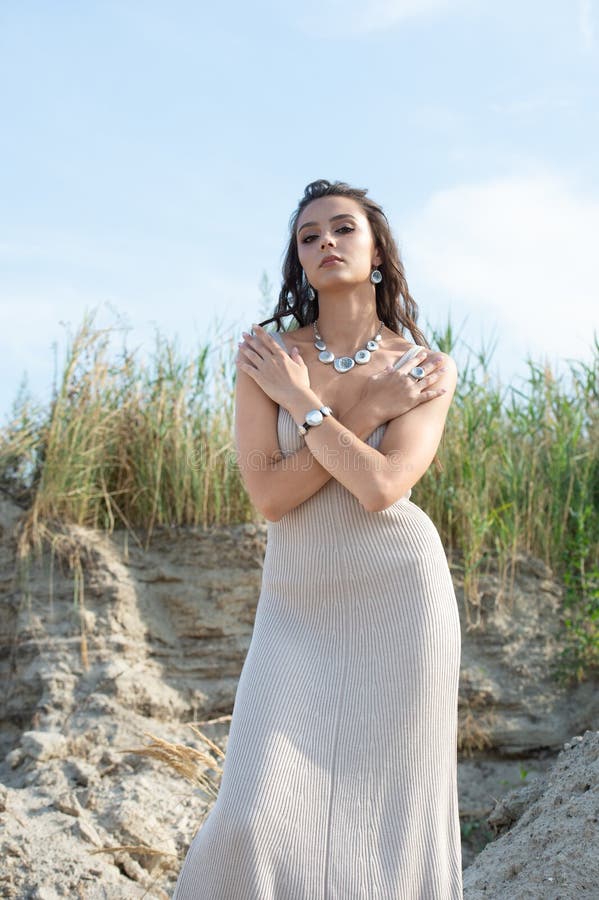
[355,350,448,424]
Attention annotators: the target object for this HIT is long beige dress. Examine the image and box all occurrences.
[173,332,463,899]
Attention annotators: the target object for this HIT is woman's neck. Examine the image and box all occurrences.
[314,297,382,350]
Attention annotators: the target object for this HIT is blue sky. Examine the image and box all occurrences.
[1,0,597,422]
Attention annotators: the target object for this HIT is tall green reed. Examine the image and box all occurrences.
[417,325,598,676]
[2,312,597,679]
[1,310,249,556]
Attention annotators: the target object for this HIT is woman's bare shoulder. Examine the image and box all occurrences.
[272,325,313,351]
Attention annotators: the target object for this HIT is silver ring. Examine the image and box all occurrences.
[409,366,425,381]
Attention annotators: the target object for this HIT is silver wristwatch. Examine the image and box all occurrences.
[298,405,333,436]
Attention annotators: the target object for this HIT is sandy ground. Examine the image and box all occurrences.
[1,494,597,897]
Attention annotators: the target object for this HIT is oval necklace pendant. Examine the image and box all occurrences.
[318,350,335,364]
[313,319,384,374]
[334,356,355,373]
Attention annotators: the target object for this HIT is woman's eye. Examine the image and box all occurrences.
[302,225,354,244]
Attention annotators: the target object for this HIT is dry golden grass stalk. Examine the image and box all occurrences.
[458,691,495,757]
[124,727,224,799]
[188,723,225,760]
[91,845,178,860]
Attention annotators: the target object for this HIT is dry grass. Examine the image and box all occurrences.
[111,723,228,895]
[125,726,225,801]
[458,690,495,756]
[2,310,597,679]
[91,844,179,859]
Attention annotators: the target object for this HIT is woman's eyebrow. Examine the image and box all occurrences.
[297,213,358,234]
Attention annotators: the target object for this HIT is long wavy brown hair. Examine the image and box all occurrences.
[259,178,428,348]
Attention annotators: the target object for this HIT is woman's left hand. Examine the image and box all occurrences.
[236,324,311,407]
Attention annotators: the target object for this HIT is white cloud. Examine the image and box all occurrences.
[579,0,595,51]
[403,169,599,375]
[293,0,467,37]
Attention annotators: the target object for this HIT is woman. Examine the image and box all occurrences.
[173,179,462,899]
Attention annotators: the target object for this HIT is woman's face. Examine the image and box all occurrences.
[296,195,381,292]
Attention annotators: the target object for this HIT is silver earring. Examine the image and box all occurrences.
[370,268,382,284]
[302,269,316,301]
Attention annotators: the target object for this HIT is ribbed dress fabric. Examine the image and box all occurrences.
[173,333,463,900]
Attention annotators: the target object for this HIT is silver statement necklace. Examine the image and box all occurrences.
[313,319,384,373]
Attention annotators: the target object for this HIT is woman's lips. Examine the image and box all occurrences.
[320,258,343,267]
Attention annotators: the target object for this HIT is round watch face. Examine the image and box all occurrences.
[306,409,324,426]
